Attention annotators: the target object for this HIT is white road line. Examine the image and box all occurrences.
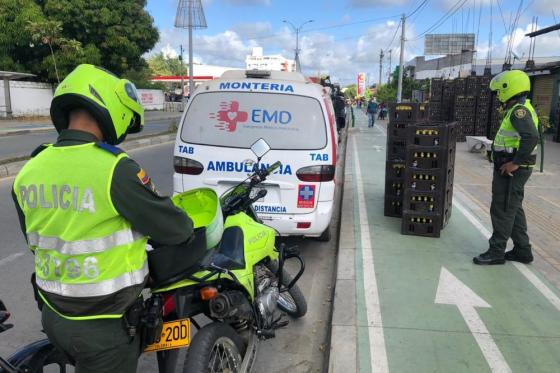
[0,252,24,268]
[352,136,389,373]
[453,198,560,312]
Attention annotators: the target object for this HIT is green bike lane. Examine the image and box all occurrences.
[347,113,560,373]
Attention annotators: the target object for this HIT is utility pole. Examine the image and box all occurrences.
[388,49,392,84]
[283,19,314,72]
[397,13,406,102]
[187,0,194,97]
[379,49,384,88]
[179,44,184,99]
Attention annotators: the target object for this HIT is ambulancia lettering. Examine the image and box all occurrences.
[19,184,96,213]
[207,161,292,175]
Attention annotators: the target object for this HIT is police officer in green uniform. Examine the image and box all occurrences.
[12,65,195,372]
[473,70,539,265]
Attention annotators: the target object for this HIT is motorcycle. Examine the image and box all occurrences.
[2,138,307,373]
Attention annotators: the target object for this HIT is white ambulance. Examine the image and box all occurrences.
[173,70,338,240]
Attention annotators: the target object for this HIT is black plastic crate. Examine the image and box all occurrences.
[386,160,406,179]
[404,168,451,192]
[385,178,404,197]
[408,122,457,148]
[386,137,407,160]
[401,211,443,238]
[406,146,452,170]
[429,102,443,121]
[403,190,443,214]
[387,121,410,139]
[466,76,479,94]
[388,103,428,123]
[384,195,403,218]
[455,78,467,95]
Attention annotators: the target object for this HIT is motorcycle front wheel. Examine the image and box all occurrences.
[266,261,308,318]
[183,322,246,373]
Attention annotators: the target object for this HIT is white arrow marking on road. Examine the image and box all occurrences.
[371,145,383,152]
[435,267,512,373]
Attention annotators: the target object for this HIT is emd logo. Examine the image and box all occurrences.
[209,101,248,132]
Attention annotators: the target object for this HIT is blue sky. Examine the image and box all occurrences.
[146,0,560,85]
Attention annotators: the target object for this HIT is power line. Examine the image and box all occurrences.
[408,0,429,18]
[385,20,402,50]
[237,14,400,41]
[412,0,470,40]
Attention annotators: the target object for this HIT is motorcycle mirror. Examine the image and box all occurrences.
[250,138,271,160]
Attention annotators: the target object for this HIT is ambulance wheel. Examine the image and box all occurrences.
[316,225,331,242]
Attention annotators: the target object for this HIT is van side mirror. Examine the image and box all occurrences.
[250,138,271,160]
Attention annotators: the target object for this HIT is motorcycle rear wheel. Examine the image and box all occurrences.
[183,322,246,373]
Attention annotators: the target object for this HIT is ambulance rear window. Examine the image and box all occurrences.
[180,92,327,150]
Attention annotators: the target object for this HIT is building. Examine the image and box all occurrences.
[151,63,241,96]
[406,54,560,141]
[245,47,296,72]
[407,53,560,80]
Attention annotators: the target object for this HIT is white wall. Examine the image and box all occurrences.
[137,89,165,110]
[0,81,53,117]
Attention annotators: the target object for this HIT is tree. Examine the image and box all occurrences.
[147,53,187,77]
[0,0,158,83]
[27,20,82,83]
[343,84,357,99]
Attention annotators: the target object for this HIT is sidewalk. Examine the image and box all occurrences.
[0,110,182,137]
[329,110,560,373]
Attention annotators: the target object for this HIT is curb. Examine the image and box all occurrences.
[0,132,176,180]
[328,128,358,373]
[0,113,182,138]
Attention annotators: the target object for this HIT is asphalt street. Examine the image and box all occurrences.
[0,118,178,162]
[0,141,338,373]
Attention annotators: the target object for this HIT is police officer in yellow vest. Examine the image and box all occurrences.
[473,70,539,265]
[12,65,195,372]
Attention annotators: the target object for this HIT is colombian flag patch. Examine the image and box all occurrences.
[137,169,151,185]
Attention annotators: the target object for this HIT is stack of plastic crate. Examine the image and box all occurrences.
[384,103,429,217]
[400,122,457,238]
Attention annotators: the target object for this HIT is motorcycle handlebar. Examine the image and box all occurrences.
[266,161,282,176]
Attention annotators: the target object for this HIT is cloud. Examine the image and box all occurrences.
[148,19,422,86]
[231,21,272,39]
[348,0,408,7]
[161,43,179,59]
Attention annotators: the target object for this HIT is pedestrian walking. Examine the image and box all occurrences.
[366,97,379,128]
[333,89,347,132]
[473,70,540,265]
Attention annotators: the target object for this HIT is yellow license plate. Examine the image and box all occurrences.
[144,318,191,353]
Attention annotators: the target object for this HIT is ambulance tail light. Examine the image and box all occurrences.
[174,156,204,175]
[296,165,335,182]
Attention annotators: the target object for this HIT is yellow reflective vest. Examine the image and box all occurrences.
[14,143,148,320]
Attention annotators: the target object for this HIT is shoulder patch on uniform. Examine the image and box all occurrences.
[96,142,124,156]
[137,168,160,195]
[514,108,527,119]
[30,143,51,158]
[137,168,150,185]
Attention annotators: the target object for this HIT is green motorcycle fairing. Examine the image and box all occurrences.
[152,191,278,298]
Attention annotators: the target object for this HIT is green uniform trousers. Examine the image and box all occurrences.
[41,305,140,373]
[488,168,533,256]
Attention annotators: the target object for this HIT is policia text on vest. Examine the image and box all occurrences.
[18,184,96,212]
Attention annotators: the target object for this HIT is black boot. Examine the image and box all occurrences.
[473,250,505,265]
[504,250,533,264]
